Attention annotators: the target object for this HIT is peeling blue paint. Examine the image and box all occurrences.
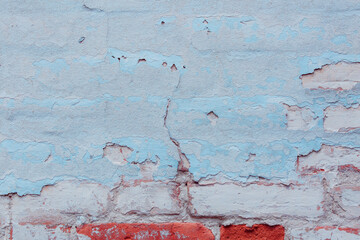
[331,35,352,47]
[74,56,104,66]
[0,140,54,163]
[107,48,184,74]
[299,18,325,38]
[185,138,325,181]
[0,174,62,196]
[297,51,360,75]
[33,59,69,74]
[3,2,360,196]
[89,77,108,84]
[278,26,298,40]
[244,34,258,43]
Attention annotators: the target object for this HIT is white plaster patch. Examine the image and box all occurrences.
[324,106,360,132]
[340,188,360,217]
[103,144,133,166]
[285,105,318,130]
[12,181,110,225]
[290,227,360,240]
[114,182,180,215]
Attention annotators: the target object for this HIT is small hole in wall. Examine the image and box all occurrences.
[122,55,127,59]
[183,66,186,69]
[138,58,146,63]
[171,64,177,71]
[162,62,167,67]
[161,21,165,25]
[203,19,208,24]
[117,57,120,62]
[78,36,85,44]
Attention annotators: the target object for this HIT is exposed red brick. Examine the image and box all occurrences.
[314,226,336,231]
[77,223,214,240]
[338,164,360,172]
[220,224,285,240]
[338,227,360,235]
[9,226,13,240]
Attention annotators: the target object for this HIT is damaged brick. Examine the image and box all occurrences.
[301,62,360,90]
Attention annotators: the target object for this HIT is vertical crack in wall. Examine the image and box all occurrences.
[163,99,190,173]
[7,195,13,240]
[163,98,195,221]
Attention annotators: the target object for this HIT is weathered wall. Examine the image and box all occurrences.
[0,0,360,239]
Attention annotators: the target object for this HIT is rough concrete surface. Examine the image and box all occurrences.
[0,0,360,239]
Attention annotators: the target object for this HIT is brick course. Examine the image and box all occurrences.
[1,0,360,239]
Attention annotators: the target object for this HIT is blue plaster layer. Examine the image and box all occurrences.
[3,1,360,195]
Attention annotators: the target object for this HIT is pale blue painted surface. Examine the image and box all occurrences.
[1,0,360,195]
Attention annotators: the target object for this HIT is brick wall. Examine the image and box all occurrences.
[1,0,360,239]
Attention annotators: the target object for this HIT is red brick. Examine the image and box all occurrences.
[220,224,285,240]
[76,223,214,240]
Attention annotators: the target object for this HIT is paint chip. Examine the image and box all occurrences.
[207,111,219,126]
[246,153,256,162]
[170,64,177,71]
